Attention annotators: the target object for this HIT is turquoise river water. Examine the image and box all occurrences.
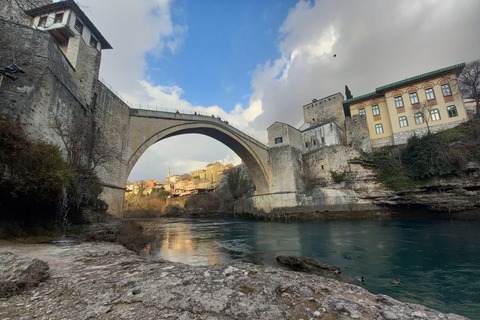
[137,215,480,319]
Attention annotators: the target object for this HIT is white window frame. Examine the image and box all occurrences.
[90,35,98,48]
[74,18,84,34]
[395,96,404,108]
[399,116,408,128]
[441,84,452,97]
[414,112,424,124]
[358,108,366,116]
[410,92,419,104]
[372,105,380,116]
[54,12,64,24]
[425,88,435,101]
[375,123,383,134]
[447,105,458,118]
[38,16,48,27]
[430,109,440,121]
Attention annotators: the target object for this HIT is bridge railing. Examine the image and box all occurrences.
[99,78,267,145]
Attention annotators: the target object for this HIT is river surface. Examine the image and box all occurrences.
[136,215,480,319]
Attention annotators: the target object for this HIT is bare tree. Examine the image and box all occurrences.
[50,111,119,172]
[50,112,87,167]
[458,60,480,117]
[417,100,433,134]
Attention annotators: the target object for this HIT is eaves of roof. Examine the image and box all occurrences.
[342,91,379,105]
[24,0,112,49]
[375,63,465,93]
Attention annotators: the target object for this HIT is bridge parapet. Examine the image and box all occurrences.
[129,108,267,149]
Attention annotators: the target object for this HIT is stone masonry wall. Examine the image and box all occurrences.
[267,122,304,151]
[370,135,393,149]
[0,0,51,26]
[92,81,131,216]
[267,122,305,193]
[392,119,467,145]
[345,114,372,153]
[0,20,88,150]
[302,145,361,186]
[71,30,102,103]
[268,145,304,193]
[0,19,131,216]
[302,93,345,130]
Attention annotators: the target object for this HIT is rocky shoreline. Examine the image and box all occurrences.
[0,241,468,320]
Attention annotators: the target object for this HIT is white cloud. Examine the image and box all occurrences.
[247,0,480,130]
[79,0,480,182]
[173,160,210,174]
[124,80,266,141]
[78,0,187,94]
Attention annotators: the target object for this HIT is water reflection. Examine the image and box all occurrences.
[141,219,221,265]
[136,216,480,319]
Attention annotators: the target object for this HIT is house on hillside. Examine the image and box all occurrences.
[343,63,468,148]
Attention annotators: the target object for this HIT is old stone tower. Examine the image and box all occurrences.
[1,0,131,215]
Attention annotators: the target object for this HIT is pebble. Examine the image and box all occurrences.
[412,311,428,318]
[382,310,399,320]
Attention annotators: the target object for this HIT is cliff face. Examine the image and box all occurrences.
[235,142,480,215]
[301,145,480,213]
[362,172,480,212]
[303,146,480,212]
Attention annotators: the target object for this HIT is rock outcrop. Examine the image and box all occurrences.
[277,255,352,283]
[0,252,49,298]
[0,242,468,319]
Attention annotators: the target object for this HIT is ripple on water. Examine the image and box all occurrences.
[136,216,480,319]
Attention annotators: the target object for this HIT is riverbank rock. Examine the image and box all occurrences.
[0,241,468,320]
[277,255,352,283]
[0,252,49,298]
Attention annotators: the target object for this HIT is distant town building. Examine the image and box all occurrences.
[128,161,234,196]
[205,162,227,185]
[143,179,158,196]
[191,169,207,180]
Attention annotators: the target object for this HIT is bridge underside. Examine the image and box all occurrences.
[126,114,270,195]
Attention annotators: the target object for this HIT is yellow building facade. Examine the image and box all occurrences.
[343,63,468,148]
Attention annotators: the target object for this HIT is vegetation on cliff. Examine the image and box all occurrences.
[0,116,104,234]
[359,119,480,190]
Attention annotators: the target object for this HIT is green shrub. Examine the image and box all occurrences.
[401,135,465,179]
[0,116,104,226]
[330,170,347,183]
[358,119,480,190]
[0,117,70,222]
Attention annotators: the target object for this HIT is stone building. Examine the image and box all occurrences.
[266,92,346,193]
[0,0,130,215]
[343,63,468,148]
[205,162,227,184]
[142,179,158,196]
[24,0,112,103]
[302,93,346,133]
[191,169,207,181]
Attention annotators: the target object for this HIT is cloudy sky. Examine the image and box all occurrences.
[77,0,480,182]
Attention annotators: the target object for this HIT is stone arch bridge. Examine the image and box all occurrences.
[101,108,271,215]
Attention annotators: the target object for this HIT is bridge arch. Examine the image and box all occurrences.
[127,110,270,194]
